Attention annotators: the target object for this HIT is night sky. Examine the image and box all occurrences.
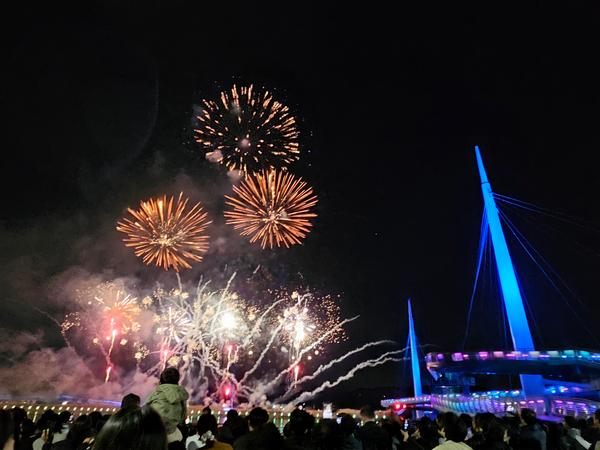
[2,2,600,404]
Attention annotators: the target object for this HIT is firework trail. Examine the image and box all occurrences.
[248,315,358,402]
[237,290,344,396]
[194,84,300,174]
[290,351,406,405]
[104,321,118,382]
[117,193,211,271]
[239,321,284,386]
[276,340,399,402]
[30,304,72,348]
[224,170,317,249]
[241,298,285,348]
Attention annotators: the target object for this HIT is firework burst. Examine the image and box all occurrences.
[275,290,345,361]
[57,275,397,404]
[194,84,300,174]
[145,276,350,403]
[116,193,211,271]
[61,283,143,382]
[95,291,141,334]
[224,170,318,248]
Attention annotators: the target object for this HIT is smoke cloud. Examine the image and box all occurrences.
[0,346,158,401]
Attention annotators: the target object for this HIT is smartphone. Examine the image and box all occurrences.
[403,420,410,430]
[336,417,342,424]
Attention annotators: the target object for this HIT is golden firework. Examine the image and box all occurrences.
[117,193,211,271]
[194,84,300,174]
[224,170,317,248]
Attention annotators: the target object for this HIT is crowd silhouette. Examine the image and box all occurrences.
[2,368,600,450]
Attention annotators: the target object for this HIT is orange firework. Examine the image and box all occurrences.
[117,193,211,271]
[194,84,300,174]
[224,170,317,248]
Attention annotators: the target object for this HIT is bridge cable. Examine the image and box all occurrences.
[462,212,489,350]
[494,193,600,235]
[498,208,600,347]
[495,196,600,259]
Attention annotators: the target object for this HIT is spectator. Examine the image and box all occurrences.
[468,414,496,450]
[146,367,189,448]
[92,405,166,450]
[477,419,511,450]
[219,410,248,445]
[562,416,590,450]
[339,414,363,450]
[233,407,283,450]
[357,405,392,450]
[437,414,455,433]
[186,414,232,450]
[75,411,105,450]
[519,409,547,450]
[35,411,59,437]
[577,420,589,437]
[284,408,315,449]
[583,412,600,447]
[433,415,472,450]
[85,411,105,447]
[233,407,269,450]
[42,415,93,450]
[405,417,439,450]
[255,422,285,450]
[503,414,522,447]
[18,419,36,450]
[120,394,141,410]
[313,419,343,450]
[10,408,27,450]
[1,410,15,450]
[546,422,563,450]
[460,415,474,441]
[381,420,402,450]
[33,412,71,450]
[438,413,461,445]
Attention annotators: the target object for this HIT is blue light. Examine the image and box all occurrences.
[475,146,544,396]
[408,299,423,397]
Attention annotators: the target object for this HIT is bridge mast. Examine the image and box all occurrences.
[408,298,423,397]
[475,146,544,396]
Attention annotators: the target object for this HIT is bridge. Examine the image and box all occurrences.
[382,147,600,417]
